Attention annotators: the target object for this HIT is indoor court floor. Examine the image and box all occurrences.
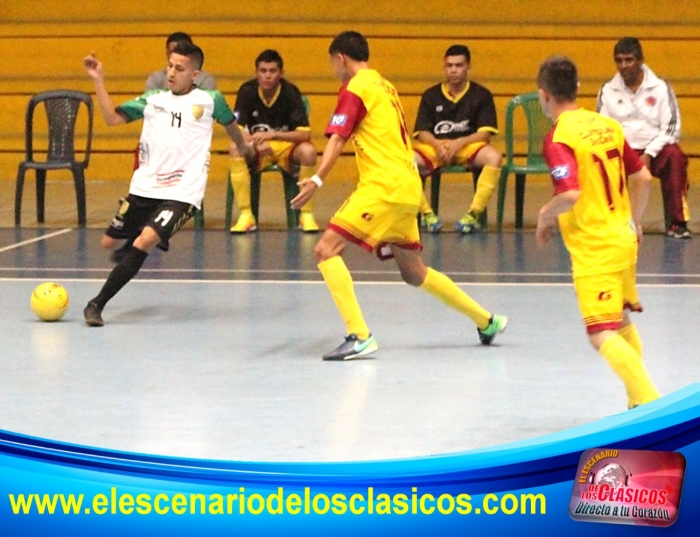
[1,225,699,463]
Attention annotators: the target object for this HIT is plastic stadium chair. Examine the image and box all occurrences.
[15,90,94,227]
[426,165,487,229]
[222,95,311,230]
[495,92,553,230]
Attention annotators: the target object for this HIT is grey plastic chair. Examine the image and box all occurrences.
[15,90,94,227]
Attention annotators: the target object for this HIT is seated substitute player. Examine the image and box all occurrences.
[535,55,660,409]
[291,31,507,361]
[82,42,251,327]
[229,49,319,233]
[412,44,502,234]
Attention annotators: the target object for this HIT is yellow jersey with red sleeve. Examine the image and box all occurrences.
[325,69,422,206]
[543,108,645,277]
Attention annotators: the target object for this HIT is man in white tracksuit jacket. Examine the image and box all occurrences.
[597,37,691,239]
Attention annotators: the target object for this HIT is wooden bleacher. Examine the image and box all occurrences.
[1,0,699,191]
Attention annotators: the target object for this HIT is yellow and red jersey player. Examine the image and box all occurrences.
[324,67,423,257]
[545,109,643,331]
[536,55,659,409]
[291,31,507,361]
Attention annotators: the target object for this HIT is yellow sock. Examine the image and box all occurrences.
[230,157,252,214]
[299,165,315,213]
[619,323,643,356]
[419,192,433,215]
[468,165,500,215]
[599,334,660,408]
[318,256,370,339]
[419,267,491,328]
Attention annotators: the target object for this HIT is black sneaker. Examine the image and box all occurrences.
[666,224,692,239]
[84,302,104,327]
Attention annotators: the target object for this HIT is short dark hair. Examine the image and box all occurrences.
[171,40,204,71]
[445,44,471,63]
[537,55,578,102]
[329,31,369,62]
[255,49,284,70]
[166,32,192,46]
[613,37,643,60]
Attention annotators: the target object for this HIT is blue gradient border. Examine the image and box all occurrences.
[2,384,699,535]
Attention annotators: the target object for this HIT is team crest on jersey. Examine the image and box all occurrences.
[361,212,374,221]
[551,165,570,180]
[645,96,657,107]
[191,105,204,120]
[331,114,347,126]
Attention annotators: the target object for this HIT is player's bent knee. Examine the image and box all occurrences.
[134,226,161,253]
[400,270,424,287]
[482,145,502,167]
[295,143,317,165]
[314,237,346,263]
[228,142,244,158]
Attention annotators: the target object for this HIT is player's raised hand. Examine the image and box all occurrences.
[83,52,104,80]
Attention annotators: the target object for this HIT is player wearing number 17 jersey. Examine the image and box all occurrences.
[535,55,660,409]
[290,31,507,360]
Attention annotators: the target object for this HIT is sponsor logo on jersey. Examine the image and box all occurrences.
[250,124,272,133]
[551,165,570,180]
[434,119,470,135]
[155,169,184,187]
[331,114,347,126]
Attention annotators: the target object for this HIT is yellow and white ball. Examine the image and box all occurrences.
[31,282,70,321]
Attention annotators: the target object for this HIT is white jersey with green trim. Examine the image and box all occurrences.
[118,88,236,208]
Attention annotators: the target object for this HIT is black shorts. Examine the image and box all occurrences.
[105,194,195,251]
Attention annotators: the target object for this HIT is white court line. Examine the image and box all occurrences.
[1,266,700,279]
[0,228,73,253]
[0,267,573,276]
[1,277,700,288]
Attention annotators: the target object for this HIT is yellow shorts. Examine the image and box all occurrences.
[412,140,487,174]
[254,140,296,173]
[573,265,642,334]
[328,192,421,260]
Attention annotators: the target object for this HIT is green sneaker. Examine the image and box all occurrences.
[323,334,378,361]
[455,211,481,234]
[477,314,507,345]
[420,212,443,233]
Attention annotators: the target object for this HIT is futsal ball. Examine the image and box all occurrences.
[31,282,70,322]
